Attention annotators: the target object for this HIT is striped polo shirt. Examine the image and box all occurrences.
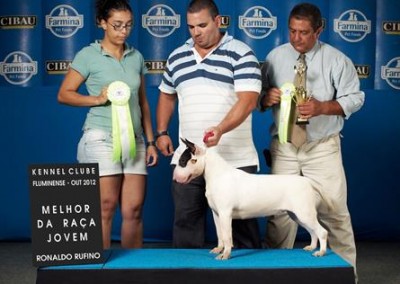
[159,32,261,169]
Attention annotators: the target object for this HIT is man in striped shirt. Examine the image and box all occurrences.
[156,0,262,249]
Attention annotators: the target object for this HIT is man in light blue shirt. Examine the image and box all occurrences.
[259,3,364,282]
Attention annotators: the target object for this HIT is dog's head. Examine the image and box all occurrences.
[173,138,206,184]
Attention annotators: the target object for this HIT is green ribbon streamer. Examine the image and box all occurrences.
[278,82,295,144]
[111,104,136,162]
[107,81,136,162]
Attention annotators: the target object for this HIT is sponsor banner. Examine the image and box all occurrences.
[0,0,42,86]
[329,0,376,89]
[234,0,283,61]
[375,0,400,90]
[129,0,140,48]
[42,0,91,85]
[30,163,104,267]
[212,0,234,36]
[139,0,186,87]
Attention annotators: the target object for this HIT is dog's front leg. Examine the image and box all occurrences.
[210,210,224,254]
[215,212,233,260]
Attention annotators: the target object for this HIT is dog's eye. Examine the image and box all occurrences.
[190,159,197,164]
[179,148,192,167]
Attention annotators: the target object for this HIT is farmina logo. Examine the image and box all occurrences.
[142,4,180,38]
[239,6,277,39]
[333,10,371,42]
[46,5,83,38]
[381,57,400,90]
[0,51,37,85]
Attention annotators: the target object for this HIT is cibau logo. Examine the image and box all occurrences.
[46,60,72,74]
[145,60,166,74]
[46,4,83,38]
[0,15,37,29]
[381,57,400,90]
[239,6,277,39]
[220,15,230,29]
[354,64,370,79]
[334,10,371,42]
[142,4,180,38]
[382,21,400,35]
[0,51,37,85]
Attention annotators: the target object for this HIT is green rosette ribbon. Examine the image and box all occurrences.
[107,81,136,162]
[278,82,295,144]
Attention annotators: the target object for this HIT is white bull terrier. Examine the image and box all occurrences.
[173,138,329,260]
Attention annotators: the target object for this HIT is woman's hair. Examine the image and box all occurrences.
[289,3,323,32]
[95,0,132,24]
[187,0,219,20]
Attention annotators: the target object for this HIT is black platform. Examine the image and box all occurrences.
[36,248,355,284]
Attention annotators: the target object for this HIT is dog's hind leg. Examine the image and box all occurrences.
[295,212,327,257]
[313,225,328,257]
[300,222,328,257]
[303,230,318,252]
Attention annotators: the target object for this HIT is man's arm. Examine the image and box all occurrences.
[204,91,259,147]
[156,91,177,156]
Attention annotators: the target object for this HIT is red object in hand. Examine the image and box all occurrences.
[203,131,214,143]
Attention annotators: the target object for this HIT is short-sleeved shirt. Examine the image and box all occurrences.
[71,41,147,136]
[159,32,261,169]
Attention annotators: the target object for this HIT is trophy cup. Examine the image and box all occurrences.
[292,58,312,125]
[292,86,312,124]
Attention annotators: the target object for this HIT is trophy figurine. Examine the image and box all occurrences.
[293,57,312,125]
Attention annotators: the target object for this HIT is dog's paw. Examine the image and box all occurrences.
[215,252,230,260]
[303,245,315,251]
[210,247,223,254]
[313,250,326,257]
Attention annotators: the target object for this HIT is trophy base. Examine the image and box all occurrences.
[296,118,309,125]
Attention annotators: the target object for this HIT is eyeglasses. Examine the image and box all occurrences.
[107,22,133,32]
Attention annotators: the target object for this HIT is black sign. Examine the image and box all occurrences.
[29,163,104,267]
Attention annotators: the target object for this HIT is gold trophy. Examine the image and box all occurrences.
[292,58,312,125]
[292,86,312,124]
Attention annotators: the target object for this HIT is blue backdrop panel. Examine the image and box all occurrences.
[328,0,376,89]
[375,0,400,90]
[234,0,284,61]
[42,0,91,86]
[129,0,140,47]
[0,0,42,87]
[213,0,235,36]
[139,0,188,87]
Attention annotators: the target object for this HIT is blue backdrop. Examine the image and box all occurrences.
[0,0,399,242]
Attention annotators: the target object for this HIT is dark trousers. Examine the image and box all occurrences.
[171,165,262,249]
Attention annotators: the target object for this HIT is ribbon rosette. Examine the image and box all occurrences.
[107,81,136,162]
[278,82,295,144]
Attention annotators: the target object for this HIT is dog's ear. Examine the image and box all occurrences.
[181,138,196,154]
[194,145,205,156]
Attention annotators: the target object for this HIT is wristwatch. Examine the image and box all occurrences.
[146,141,156,148]
[155,130,169,140]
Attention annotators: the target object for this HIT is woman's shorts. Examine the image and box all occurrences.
[77,128,147,176]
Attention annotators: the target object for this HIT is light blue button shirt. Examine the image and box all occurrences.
[262,41,365,142]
